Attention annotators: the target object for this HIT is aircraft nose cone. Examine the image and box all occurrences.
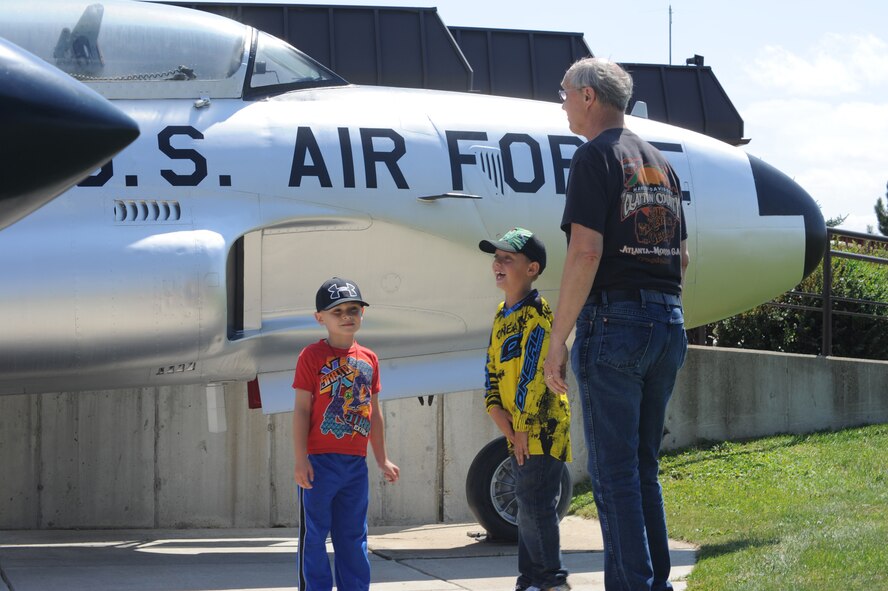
[748,154,827,278]
[0,38,140,230]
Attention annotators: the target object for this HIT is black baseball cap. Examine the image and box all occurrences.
[316,277,369,312]
[479,227,547,273]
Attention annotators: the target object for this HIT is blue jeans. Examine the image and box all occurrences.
[512,454,569,589]
[571,291,687,591]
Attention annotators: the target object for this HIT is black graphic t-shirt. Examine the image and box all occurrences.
[561,128,687,295]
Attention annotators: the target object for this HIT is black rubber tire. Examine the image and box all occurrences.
[465,436,573,542]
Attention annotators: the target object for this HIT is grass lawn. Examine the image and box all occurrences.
[569,424,888,590]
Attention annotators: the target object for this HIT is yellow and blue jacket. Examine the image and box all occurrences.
[485,290,571,462]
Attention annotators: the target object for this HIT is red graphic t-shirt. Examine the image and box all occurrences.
[292,339,380,456]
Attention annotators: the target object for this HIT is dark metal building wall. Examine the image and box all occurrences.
[167,3,473,91]
[449,27,592,102]
[165,2,745,145]
[624,63,746,145]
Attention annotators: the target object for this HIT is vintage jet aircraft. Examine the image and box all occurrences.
[0,0,825,539]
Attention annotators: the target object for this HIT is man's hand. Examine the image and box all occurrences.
[544,340,569,395]
[294,455,314,489]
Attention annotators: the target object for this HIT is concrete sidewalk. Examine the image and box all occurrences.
[368,517,696,590]
[0,518,696,590]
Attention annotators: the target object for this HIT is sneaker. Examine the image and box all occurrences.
[542,585,571,591]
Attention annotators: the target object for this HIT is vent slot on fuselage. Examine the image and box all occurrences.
[114,200,181,222]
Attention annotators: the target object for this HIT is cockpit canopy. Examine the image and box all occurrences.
[0,0,346,100]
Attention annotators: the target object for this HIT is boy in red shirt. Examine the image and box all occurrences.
[292,277,399,591]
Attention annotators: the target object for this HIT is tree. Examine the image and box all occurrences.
[825,213,848,228]
[876,184,888,235]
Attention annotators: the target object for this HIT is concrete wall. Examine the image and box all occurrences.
[1,346,886,529]
[664,347,888,449]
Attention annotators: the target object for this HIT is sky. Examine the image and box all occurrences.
[292,0,888,233]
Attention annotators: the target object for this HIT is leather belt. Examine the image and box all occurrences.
[587,289,681,306]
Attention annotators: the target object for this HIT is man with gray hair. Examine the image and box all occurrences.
[544,57,689,591]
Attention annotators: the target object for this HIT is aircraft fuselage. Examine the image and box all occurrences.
[0,1,825,409]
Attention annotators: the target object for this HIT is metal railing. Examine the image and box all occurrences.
[818,228,888,356]
[692,228,888,357]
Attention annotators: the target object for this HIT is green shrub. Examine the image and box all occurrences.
[711,240,888,360]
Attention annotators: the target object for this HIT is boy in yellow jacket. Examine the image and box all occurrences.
[479,227,571,591]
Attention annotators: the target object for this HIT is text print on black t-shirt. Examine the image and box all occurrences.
[619,158,681,264]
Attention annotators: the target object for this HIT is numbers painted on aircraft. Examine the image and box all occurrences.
[77,124,585,194]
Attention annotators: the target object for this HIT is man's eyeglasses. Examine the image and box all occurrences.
[558,87,583,102]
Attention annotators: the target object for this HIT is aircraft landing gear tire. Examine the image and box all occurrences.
[465,436,573,542]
